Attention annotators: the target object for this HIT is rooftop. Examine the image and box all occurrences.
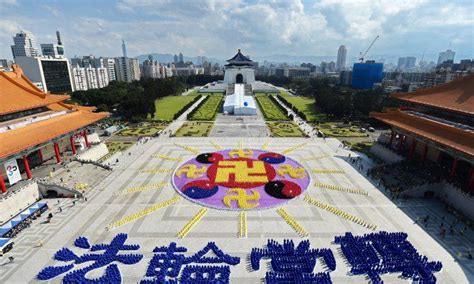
[392,73,474,115]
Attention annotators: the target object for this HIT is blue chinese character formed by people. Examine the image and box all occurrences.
[140,241,240,284]
[335,231,443,283]
[250,239,335,284]
[37,233,143,283]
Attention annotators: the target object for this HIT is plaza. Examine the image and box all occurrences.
[0,136,472,283]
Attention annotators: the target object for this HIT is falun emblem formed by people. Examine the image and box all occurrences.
[173,149,310,210]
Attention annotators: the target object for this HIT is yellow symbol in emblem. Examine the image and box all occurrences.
[223,188,260,209]
[215,160,269,183]
[175,164,207,178]
[277,164,306,179]
[228,149,253,158]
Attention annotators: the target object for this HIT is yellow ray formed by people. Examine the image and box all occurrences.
[261,141,270,150]
[281,143,307,154]
[210,140,222,150]
[153,154,183,162]
[314,182,368,196]
[302,155,329,161]
[177,208,208,238]
[106,196,181,230]
[239,211,248,238]
[276,208,308,237]
[115,182,169,195]
[304,195,376,230]
[141,168,173,174]
[174,143,200,154]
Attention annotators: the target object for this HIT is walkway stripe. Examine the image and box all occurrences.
[177,208,208,238]
[281,143,307,154]
[153,154,183,162]
[174,143,200,154]
[314,182,368,196]
[304,195,377,230]
[106,196,181,230]
[239,211,248,238]
[276,208,308,237]
[114,182,169,195]
[312,169,345,174]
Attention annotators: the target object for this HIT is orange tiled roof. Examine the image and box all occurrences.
[0,111,108,159]
[370,110,474,158]
[0,64,70,115]
[392,73,474,115]
[47,102,97,112]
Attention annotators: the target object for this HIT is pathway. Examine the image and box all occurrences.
[161,95,207,137]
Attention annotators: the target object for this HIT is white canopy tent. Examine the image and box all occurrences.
[223,84,257,115]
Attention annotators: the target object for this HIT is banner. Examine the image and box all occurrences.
[4,158,22,185]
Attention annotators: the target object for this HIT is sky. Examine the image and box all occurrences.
[0,0,473,63]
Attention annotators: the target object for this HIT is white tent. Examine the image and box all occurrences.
[223,84,257,115]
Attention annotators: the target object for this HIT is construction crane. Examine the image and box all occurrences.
[359,35,380,62]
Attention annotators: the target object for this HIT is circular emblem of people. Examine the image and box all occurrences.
[172,149,310,210]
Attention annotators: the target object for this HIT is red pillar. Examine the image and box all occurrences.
[23,155,32,180]
[54,142,61,163]
[422,144,428,161]
[70,136,77,155]
[37,149,43,163]
[450,158,458,180]
[408,139,417,159]
[83,130,90,148]
[389,131,395,146]
[0,170,7,193]
[469,166,474,194]
[398,135,406,151]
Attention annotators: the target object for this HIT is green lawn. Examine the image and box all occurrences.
[189,94,223,121]
[100,141,135,162]
[174,122,214,137]
[255,94,289,121]
[266,122,307,137]
[154,91,200,121]
[116,122,168,137]
[281,95,326,122]
[317,123,368,137]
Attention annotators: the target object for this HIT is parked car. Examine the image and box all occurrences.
[359,128,367,133]
[368,127,375,132]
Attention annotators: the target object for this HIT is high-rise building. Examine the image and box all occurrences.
[15,56,74,93]
[11,31,39,59]
[351,61,383,89]
[437,49,455,65]
[174,54,178,63]
[142,56,162,79]
[95,66,109,88]
[84,65,98,89]
[336,45,347,71]
[71,64,87,91]
[178,52,184,63]
[115,57,140,82]
[40,31,65,58]
[122,39,128,58]
[397,56,417,71]
[103,58,116,81]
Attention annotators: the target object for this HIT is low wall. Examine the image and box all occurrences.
[77,143,109,161]
[36,180,83,198]
[0,182,40,225]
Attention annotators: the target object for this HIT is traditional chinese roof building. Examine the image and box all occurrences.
[370,74,474,194]
[0,64,108,193]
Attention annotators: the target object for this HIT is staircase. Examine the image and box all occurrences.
[226,84,235,95]
[244,84,253,95]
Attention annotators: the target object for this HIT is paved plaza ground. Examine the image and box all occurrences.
[0,137,472,283]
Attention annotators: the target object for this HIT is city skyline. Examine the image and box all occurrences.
[0,0,472,62]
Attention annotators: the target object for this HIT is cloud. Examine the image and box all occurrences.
[0,0,472,61]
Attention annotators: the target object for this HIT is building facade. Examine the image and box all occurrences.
[11,31,39,59]
[336,45,347,71]
[351,61,383,89]
[223,49,255,84]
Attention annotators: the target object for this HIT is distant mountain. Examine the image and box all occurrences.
[136,53,224,65]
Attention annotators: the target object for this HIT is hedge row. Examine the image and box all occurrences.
[276,95,308,121]
[173,95,203,120]
[186,95,223,121]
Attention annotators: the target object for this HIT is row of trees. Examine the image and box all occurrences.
[259,76,397,121]
[70,75,222,121]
